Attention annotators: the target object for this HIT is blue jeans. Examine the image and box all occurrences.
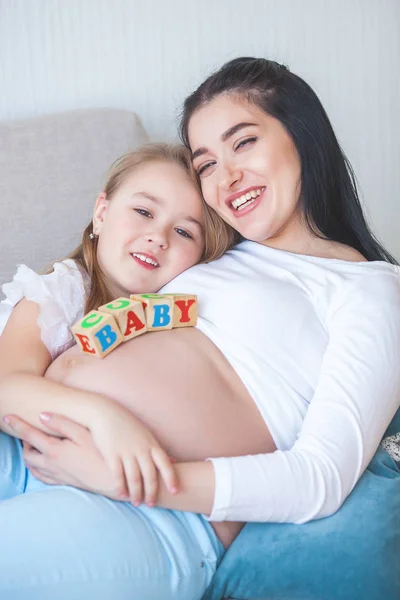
[0,432,224,600]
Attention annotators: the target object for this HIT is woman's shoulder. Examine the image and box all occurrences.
[322,243,367,263]
[307,239,367,262]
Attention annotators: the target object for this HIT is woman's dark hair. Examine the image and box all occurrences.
[180,57,397,264]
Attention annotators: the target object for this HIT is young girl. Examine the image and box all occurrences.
[0,142,237,502]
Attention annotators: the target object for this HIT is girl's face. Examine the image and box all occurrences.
[93,161,205,297]
[188,94,305,250]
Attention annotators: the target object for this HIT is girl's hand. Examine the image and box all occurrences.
[40,401,179,507]
[78,403,179,507]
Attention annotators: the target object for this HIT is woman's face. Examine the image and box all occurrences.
[93,161,205,297]
[188,94,305,249]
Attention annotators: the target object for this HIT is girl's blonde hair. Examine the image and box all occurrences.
[63,143,240,313]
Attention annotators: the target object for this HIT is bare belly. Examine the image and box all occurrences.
[46,328,276,547]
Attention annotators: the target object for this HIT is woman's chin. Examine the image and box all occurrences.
[237,226,272,244]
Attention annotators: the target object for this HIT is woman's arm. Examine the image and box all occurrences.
[5,412,215,513]
[205,272,400,523]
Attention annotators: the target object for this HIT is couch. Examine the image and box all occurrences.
[0,108,149,290]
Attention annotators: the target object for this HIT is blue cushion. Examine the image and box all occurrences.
[203,441,400,600]
[385,406,400,438]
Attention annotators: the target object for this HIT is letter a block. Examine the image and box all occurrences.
[72,310,123,358]
[130,294,174,332]
[164,294,198,327]
[98,297,147,341]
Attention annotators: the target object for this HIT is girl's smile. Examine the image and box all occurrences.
[93,161,205,297]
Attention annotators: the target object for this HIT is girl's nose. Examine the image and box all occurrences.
[146,231,169,249]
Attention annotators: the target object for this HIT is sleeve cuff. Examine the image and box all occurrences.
[203,457,233,521]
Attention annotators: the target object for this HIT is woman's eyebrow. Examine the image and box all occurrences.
[191,122,257,160]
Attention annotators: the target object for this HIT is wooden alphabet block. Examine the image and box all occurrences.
[163,294,198,327]
[130,294,174,331]
[72,310,123,358]
[98,297,147,341]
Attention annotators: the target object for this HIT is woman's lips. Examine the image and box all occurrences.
[228,187,265,218]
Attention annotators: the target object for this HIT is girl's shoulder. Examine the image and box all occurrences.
[1,259,89,306]
[1,259,89,359]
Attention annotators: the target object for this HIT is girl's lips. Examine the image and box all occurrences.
[131,254,159,270]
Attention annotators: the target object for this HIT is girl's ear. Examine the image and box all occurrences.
[92,192,108,235]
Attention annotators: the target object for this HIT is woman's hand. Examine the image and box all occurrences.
[5,407,179,507]
[79,403,179,507]
[4,414,129,499]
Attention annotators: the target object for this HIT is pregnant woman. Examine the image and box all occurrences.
[1,58,399,600]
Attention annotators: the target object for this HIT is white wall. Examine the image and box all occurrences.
[1,0,399,257]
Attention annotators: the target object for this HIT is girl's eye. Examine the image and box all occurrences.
[175,227,193,240]
[197,161,215,176]
[135,208,153,218]
[235,136,257,151]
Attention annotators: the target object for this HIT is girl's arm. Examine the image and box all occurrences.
[0,298,112,436]
[0,298,180,503]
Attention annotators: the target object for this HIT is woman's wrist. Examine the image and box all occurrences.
[156,460,215,515]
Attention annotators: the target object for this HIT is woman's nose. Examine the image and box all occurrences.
[218,161,243,190]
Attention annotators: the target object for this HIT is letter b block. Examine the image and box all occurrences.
[72,310,123,358]
[98,297,147,341]
[130,294,174,332]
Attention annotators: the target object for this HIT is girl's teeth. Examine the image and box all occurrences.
[133,253,159,267]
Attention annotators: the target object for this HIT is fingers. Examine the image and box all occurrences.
[123,457,144,506]
[107,456,130,502]
[39,412,89,441]
[22,442,44,465]
[22,442,35,452]
[122,449,179,508]
[28,466,59,485]
[151,447,180,495]
[3,415,59,454]
[137,455,158,507]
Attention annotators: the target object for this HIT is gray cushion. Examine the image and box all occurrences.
[0,109,149,290]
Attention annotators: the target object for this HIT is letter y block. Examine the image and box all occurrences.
[163,294,198,327]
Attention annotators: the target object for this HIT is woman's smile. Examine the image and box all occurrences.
[225,186,266,217]
[189,95,303,249]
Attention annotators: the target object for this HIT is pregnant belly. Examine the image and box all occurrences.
[46,327,275,546]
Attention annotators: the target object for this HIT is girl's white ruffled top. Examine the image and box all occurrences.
[0,260,90,360]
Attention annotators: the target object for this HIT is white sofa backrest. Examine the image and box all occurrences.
[0,108,149,290]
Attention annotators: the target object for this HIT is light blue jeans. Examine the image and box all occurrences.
[0,431,224,599]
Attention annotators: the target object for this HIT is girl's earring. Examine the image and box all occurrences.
[89,232,98,240]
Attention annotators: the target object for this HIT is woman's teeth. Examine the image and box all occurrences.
[231,188,263,210]
[132,253,159,267]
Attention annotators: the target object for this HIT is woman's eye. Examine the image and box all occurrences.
[135,208,152,218]
[197,161,215,176]
[235,136,257,151]
[175,227,193,240]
